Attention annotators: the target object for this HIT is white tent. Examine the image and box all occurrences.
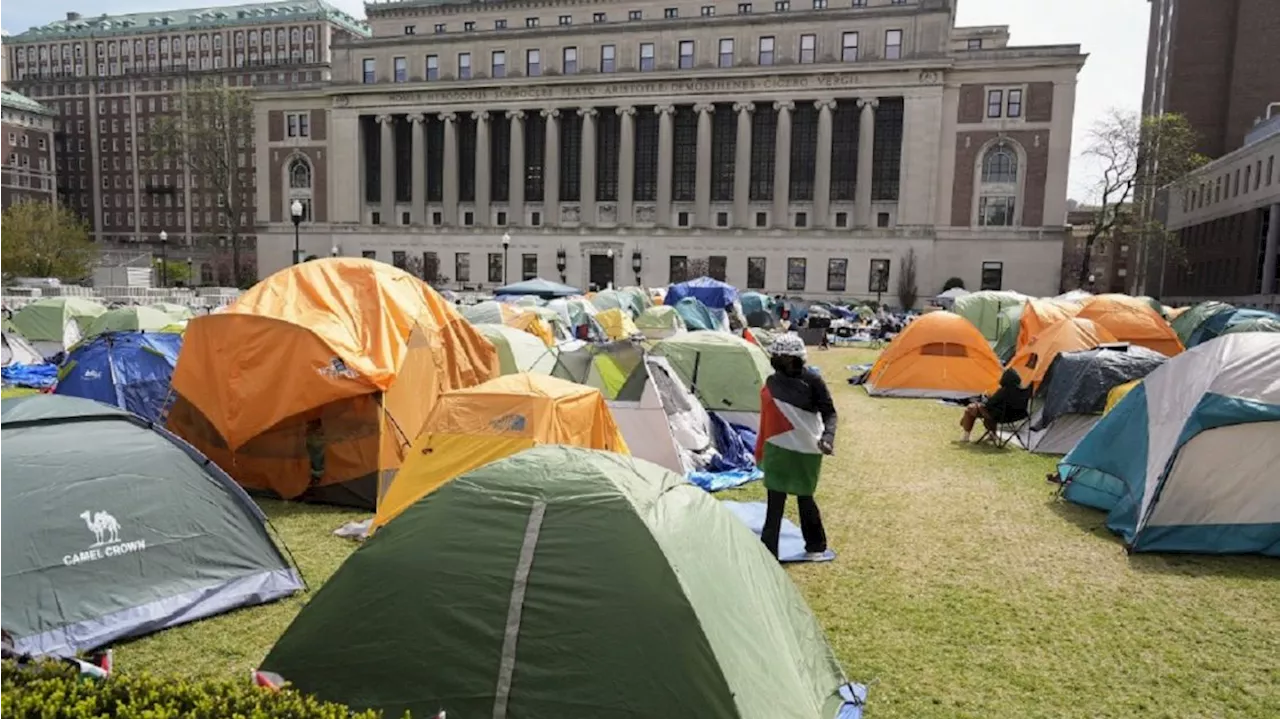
[610,356,716,475]
[934,286,970,309]
[1,331,45,367]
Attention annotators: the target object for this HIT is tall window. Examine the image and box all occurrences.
[872,97,904,201]
[560,112,582,200]
[1006,89,1023,118]
[831,99,859,200]
[491,114,510,201]
[669,256,689,283]
[978,143,1018,227]
[827,258,848,292]
[758,36,775,65]
[640,43,656,71]
[885,29,903,59]
[672,107,698,201]
[634,110,659,201]
[986,89,1003,118]
[711,105,737,202]
[526,49,541,76]
[488,253,504,283]
[678,40,695,69]
[596,110,620,201]
[868,258,890,293]
[522,253,538,280]
[749,110,777,201]
[289,157,311,189]
[842,32,859,61]
[492,50,506,78]
[719,39,735,67]
[426,55,439,80]
[981,261,1003,290]
[525,113,546,201]
[563,46,578,74]
[787,258,807,291]
[747,257,767,289]
[601,44,616,72]
[790,104,818,201]
[362,58,375,83]
[393,57,407,82]
[458,52,472,79]
[799,34,816,64]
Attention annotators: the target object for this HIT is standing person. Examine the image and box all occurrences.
[755,333,837,560]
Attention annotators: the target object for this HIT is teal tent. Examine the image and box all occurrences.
[1,395,303,656]
[673,296,718,331]
[261,446,864,718]
[1170,301,1233,345]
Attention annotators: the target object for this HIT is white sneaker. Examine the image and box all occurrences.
[803,551,829,561]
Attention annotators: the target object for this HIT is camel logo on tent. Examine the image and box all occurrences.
[82,369,102,380]
[63,511,148,566]
[317,357,359,380]
[489,413,527,432]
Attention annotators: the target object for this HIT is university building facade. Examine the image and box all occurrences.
[255,0,1085,300]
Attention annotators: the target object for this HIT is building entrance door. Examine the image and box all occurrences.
[589,253,616,290]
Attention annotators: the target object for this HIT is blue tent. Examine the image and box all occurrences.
[1186,308,1280,347]
[54,331,182,423]
[1058,334,1280,555]
[494,277,582,299]
[665,276,739,310]
[673,297,718,331]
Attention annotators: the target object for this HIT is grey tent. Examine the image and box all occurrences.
[1,330,44,366]
[1020,345,1167,454]
[1,395,304,656]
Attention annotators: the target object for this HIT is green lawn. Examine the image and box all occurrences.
[115,347,1280,718]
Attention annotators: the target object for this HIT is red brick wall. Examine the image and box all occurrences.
[1025,82,1054,122]
[268,110,284,142]
[958,85,984,124]
[311,109,327,141]
[950,130,1050,227]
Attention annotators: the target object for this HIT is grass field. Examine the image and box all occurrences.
[115,347,1280,718]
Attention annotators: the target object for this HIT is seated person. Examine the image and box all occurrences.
[960,369,1031,442]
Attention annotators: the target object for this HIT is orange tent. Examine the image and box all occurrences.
[1076,294,1183,357]
[1016,299,1081,355]
[168,258,499,508]
[865,312,1003,398]
[1007,317,1118,388]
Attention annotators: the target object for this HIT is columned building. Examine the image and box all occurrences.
[256,0,1085,301]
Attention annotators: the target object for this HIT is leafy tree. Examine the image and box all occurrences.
[1076,110,1206,290]
[1,200,96,281]
[151,81,254,287]
[896,248,919,310]
[152,258,193,286]
[942,276,966,291]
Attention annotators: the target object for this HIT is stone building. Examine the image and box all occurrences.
[1,87,58,209]
[2,1,367,285]
[254,0,1084,301]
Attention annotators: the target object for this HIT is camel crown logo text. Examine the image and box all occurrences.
[64,510,147,566]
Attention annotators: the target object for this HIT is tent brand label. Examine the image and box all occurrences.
[318,357,359,380]
[82,369,102,379]
[63,511,148,566]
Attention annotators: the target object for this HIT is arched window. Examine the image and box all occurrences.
[289,157,311,189]
[977,142,1020,227]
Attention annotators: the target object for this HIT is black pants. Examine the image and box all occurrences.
[761,490,827,557]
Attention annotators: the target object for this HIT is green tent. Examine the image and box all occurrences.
[991,303,1026,363]
[149,302,195,321]
[261,446,859,718]
[475,324,557,375]
[551,340,647,398]
[9,297,106,353]
[1,395,303,656]
[83,305,176,338]
[592,288,645,317]
[634,305,687,338]
[653,332,772,413]
[1170,301,1234,346]
[952,290,1028,343]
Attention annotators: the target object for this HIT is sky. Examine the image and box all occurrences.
[3,0,1150,200]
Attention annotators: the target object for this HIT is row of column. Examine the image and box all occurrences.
[373,96,882,230]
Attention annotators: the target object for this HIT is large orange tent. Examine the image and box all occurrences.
[1076,294,1183,357]
[371,373,628,531]
[864,311,1003,398]
[168,258,499,508]
[1007,317,1118,388]
[1016,299,1081,355]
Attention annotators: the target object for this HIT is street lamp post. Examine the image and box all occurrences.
[290,199,304,264]
[556,248,567,282]
[631,250,643,286]
[186,257,193,287]
[331,246,339,258]
[501,231,511,285]
[1088,273,1097,293]
[159,230,168,287]
[606,248,614,290]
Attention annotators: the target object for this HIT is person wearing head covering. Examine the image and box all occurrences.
[754,333,837,560]
[959,368,1029,442]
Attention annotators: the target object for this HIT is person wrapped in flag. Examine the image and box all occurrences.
[755,333,837,559]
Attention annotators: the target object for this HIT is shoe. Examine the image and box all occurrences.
[803,551,829,561]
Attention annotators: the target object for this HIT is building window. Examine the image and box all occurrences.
[842,32,859,61]
[702,5,716,16]
[717,211,730,227]
[738,3,753,14]
[525,17,540,28]
[787,258,807,291]
[495,19,507,29]
[456,253,471,282]
[394,57,407,82]
[799,34,816,64]
[1006,89,1023,118]
[987,89,1003,118]
[678,40,695,69]
[286,112,310,137]
[795,212,808,228]
[492,51,506,78]
[601,45,616,72]
[640,43,656,71]
[464,21,475,31]
[827,258,848,292]
[487,253,504,283]
[978,143,1018,227]
[563,47,578,74]
[665,7,679,18]
[758,36,775,65]
[426,55,439,80]
[404,25,416,35]
[520,253,538,280]
[835,211,848,227]
[459,53,472,79]
[677,211,691,227]
[593,12,607,22]
[967,38,982,49]
[558,15,572,26]
[813,0,828,7]
[362,58,375,83]
[775,0,790,10]
[747,257,767,289]
[434,23,446,33]
[885,29,903,59]
[527,49,541,76]
[719,39,735,67]
[877,212,890,227]
[981,261,1003,290]
[669,256,689,283]
[629,9,643,20]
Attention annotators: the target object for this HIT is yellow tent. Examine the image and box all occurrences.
[1104,379,1141,415]
[595,307,640,340]
[371,373,629,531]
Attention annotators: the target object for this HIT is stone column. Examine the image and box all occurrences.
[439,111,459,226]
[507,110,525,226]
[813,99,836,229]
[579,107,598,226]
[376,114,396,224]
[655,105,676,227]
[617,106,637,225]
[542,108,561,227]
[733,102,754,228]
[855,97,878,228]
[772,100,794,229]
[409,113,427,225]
[694,102,715,228]
[472,111,491,226]
[1263,203,1280,295]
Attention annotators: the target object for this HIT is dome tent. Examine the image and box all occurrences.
[83,305,175,338]
[635,304,687,339]
[54,331,183,424]
[1169,301,1233,346]
[653,331,773,426]
[1006,317,1117,390]
[1186,308,1280,347]
[864,311,1003,399]
[261,446,865,719]
[1076,294,1183,357]
[473,324,557,375]
[952,290,1028,344]
[1,329,43,367]
[1,395,303,656]
[10,297,106,357]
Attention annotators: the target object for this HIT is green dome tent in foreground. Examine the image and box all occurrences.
[260,446,866,718]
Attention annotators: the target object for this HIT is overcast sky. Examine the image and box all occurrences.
[4,0,1150,200]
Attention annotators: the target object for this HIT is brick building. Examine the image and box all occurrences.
[1059,207,1133,294]
[1,87,58,209]
[2,1,368,285]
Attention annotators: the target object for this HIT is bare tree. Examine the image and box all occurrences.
[896,248,919,310]
[686,257,710,279]
[151,80,254,286]
[1077,110,1205,290]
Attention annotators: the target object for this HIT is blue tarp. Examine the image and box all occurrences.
[665,276,739,310]
[2,364,58,389]
[54,331,182,423]
[688,414,762,491]
[673,297,719,331]
[721,501,837,563]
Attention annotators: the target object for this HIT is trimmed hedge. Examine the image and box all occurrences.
[1,660,406,718]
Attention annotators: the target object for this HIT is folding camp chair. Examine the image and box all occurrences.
[977,416,1029,448]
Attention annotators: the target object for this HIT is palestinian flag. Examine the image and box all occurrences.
[755,385,825,496]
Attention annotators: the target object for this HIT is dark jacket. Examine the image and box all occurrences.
[765,367,838,447]
[984,369,1031,422]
